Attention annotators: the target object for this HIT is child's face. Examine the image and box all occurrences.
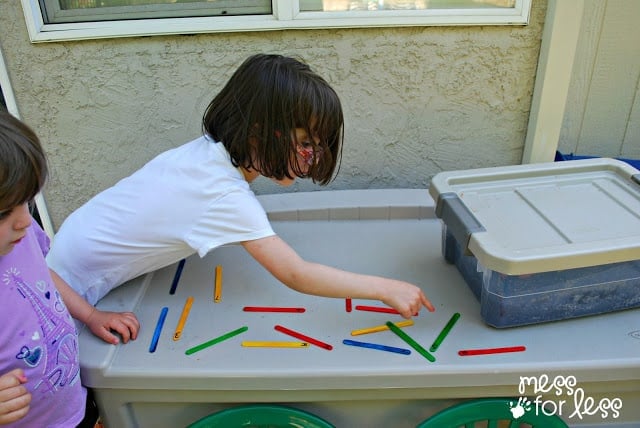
[271,127,321,187]
[0,202,32,256]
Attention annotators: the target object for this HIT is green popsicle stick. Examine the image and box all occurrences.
[430,312,461,352]
[185,326,248,355]
[385,321,435,362]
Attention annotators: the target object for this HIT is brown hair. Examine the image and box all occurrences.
[0,109,48,211]
[203,54,343,185]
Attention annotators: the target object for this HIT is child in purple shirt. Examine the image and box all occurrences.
[0,110,139,427]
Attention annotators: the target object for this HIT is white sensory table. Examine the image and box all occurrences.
[78,189,640,428]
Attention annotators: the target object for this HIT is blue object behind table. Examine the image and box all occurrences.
[555,150,640,170]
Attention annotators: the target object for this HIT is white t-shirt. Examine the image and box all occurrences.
[47,135,275,305]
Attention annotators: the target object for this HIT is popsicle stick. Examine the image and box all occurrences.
[169,259,185,295]
[458,346,526,356]
[351,320,414,336]
[173,296,194,341]
[185,326,248,355]
[343,339,411,355]
[430,312,460,352]
[214,265,222,303]
[242,341,309,348]
[149,307,168,353]
[386,321,435,362]
[243,306,305,313]
[274,325,333,351]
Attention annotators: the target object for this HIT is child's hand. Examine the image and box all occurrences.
[0,369,31,425]
[380,280,435,319]
[85,309,140,345]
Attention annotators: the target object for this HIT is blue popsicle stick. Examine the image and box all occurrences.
[342,339,411,355]
[149,307,168,353]
[169,259,186,295]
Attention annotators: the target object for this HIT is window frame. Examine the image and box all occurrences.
[21,0,531,43]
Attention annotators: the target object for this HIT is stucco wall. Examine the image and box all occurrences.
[0,0,547,228]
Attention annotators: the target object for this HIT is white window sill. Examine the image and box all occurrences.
[21,0,531,43]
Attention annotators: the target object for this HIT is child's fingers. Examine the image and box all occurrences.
[112,316,139,343]
[117,328,131,344]
[91,311,140,344]
[401,311,414,320]
[0,369,26,389]
[0,371,31,425]
[421,293,436,312]
[0,400,31,425]
[122,313,140,340]
[399,303,416,320]
[108,319,134,344]
[124,323,139,341]
[86,317,119,344]
[97,327,121,345]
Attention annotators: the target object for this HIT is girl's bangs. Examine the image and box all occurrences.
[0,167,42,210]
[307,86,343,145]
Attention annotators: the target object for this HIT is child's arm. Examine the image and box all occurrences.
[49,270,140,345]
[0,369,30,425]
[242,235,435,318]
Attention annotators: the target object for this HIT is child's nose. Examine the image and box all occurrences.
[13,203,32,230]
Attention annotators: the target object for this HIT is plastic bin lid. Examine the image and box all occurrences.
[429,157,640,275]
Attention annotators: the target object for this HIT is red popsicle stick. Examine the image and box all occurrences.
[243,306,306,313]
[274,325,333,350]
[355,305,417,316]
[355,305,400,314]
[458,346,526,356]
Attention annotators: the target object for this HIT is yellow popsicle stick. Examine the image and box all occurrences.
[173,296,194,341]
[241,341,309,348]
[351,319,414,336]
[214,265,222,303]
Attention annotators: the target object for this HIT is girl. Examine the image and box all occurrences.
[47,54,435,333]
[0,110,137,427]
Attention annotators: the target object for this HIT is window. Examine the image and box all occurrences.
[39,0,272,23]
[22,0,531,42]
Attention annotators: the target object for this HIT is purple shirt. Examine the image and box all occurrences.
[0,218,85,427]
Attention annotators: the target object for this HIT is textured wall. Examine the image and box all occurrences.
[0,1,547,228]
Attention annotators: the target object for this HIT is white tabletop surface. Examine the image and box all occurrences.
[78,190,640,394]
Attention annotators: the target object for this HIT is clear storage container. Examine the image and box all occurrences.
[430,158,640,328]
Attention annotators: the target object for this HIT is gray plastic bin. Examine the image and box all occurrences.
[430,158,640,328]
